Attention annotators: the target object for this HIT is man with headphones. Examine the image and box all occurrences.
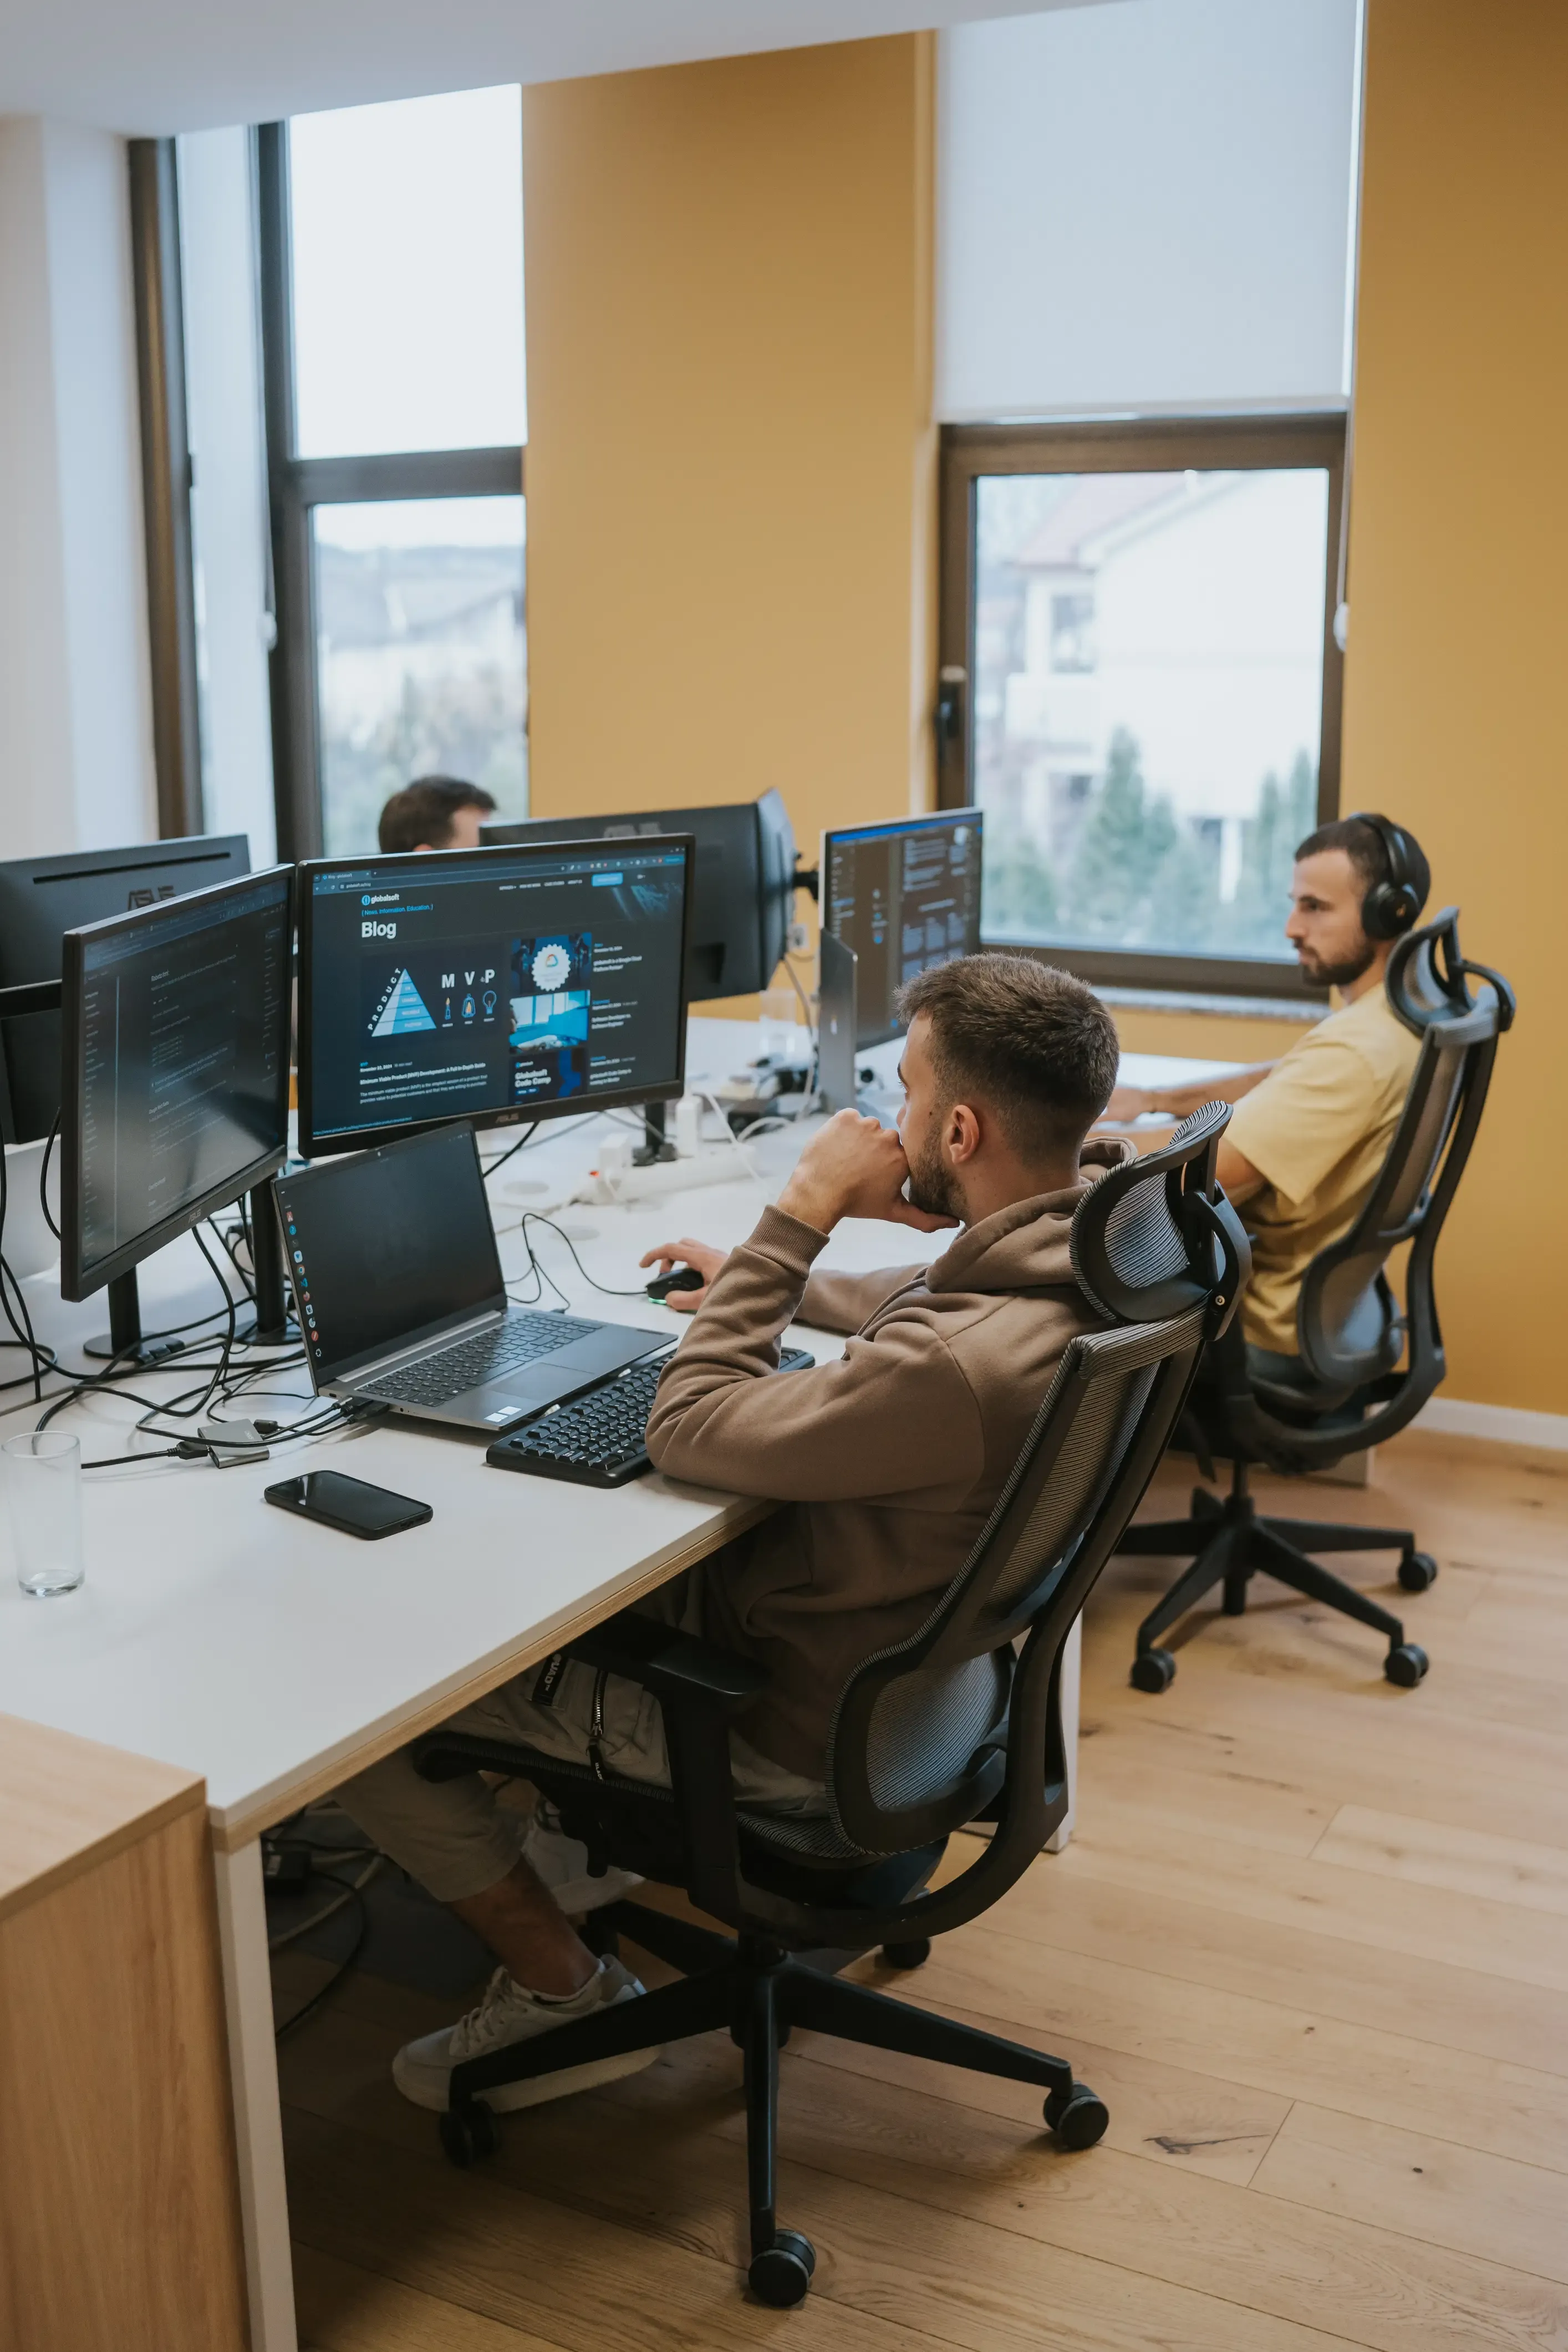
[1103,812,1429,1382]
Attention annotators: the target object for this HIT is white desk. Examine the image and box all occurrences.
[0,1017,1237,2351]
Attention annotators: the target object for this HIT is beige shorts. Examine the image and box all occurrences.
[337,1569,826,1905]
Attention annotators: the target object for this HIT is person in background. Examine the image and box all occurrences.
[1102,813,1430,1384]
[377,775,497,855]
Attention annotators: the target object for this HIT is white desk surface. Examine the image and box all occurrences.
[0,1018,1238,1850]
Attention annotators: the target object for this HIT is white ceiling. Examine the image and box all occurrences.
[0,0,1106,139]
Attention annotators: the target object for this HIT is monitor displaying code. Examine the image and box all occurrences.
[823,811,984,1047]
[73,874,291,1287]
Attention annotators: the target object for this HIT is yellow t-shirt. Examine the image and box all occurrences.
[1226,985,1421,1356]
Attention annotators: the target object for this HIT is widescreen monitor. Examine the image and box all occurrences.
[482,790,796,1000]
[821,809,985,1048]
[0,833,251,1144]
[60,867,293,1302]
[296,836,693,1159]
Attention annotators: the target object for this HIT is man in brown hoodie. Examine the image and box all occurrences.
[340,954,1124,2112]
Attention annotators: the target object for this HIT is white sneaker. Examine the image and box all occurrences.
[393,1956,658,2112]
[521,1810,643,1915]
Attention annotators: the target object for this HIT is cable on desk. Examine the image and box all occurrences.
[38,1111,61,1239]
[516,1211,657,1301]
[480,1121,540,1183]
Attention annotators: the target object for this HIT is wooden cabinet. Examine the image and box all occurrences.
[0,1714,248,2351]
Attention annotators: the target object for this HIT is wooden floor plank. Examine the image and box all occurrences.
[1251,2102,1568,2285]
[295,2242,569,2352]
[281,1427,1568,2352]
[838,1924,1568,2173]
[1311,1805,1568,1914]
[286,2096,1358,2352]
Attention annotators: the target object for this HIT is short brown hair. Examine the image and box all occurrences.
[1296,814,1430,912]
[895,953,1119,1160]
[378,775,497,855]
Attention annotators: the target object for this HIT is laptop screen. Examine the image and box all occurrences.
[274,1123,504,1386]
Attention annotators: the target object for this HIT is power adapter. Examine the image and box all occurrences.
[262,1843,314,1890]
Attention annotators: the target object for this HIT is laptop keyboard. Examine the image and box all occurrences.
[364,1314,603,1408]
[487,1347,816,1488]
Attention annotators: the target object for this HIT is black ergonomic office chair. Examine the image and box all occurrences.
[412,1106,1247,2307]
[1123,908,1515,1696]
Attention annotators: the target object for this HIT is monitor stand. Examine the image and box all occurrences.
[817,934,861,1113]
[84,1271,186,1368]
[632,1100,678,1167]
[243,1178,297,1346]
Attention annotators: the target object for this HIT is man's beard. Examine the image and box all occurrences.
[905,1127,965,1221]
[1297,937,1376,990]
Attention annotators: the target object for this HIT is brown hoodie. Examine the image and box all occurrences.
[643,1138,1133,1776]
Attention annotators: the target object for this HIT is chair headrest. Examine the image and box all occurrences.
[1070,1099,1249,1331]
[1386,906,1516,1041]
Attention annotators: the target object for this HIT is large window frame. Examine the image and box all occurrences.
[938,414,1346,1001]
[256,121,526,863]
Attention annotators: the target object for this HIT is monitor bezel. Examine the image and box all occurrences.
[295,837,695,1162]
[60,864,296,1302]
[818,807,986,1050]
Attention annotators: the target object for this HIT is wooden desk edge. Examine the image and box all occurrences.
[0,1713,207,1925]
[207,1495,773,1852]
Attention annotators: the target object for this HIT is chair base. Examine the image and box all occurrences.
[441,1898,1108,2303]
[1122,1465,1434,1692]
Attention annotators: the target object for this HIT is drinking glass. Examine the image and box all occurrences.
[4,1432,84,1596]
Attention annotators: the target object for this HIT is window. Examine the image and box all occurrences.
[259,88,527,861]
[940,418,1344,995]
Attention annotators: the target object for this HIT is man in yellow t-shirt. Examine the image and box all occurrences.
[1104,814,1428,1380]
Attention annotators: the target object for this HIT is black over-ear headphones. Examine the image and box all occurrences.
[1349,811,1424,940]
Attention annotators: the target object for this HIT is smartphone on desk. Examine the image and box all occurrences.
[264,1470,432,1540]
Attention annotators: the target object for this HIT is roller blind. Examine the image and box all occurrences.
[937,0,1361,421]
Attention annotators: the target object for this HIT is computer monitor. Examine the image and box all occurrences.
[821,809,985,1048]
[0,834,252,1144]
[482,790,796,1000]
[296,834,694,1159]
[60,869,293,1344]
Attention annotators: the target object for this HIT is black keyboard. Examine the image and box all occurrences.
[365,1314,603,1408]
[487,1347,817,1487]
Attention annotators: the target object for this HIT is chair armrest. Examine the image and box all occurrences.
[564,1616,765,1719]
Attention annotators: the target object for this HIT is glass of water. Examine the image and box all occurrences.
[4,1432,84,1597]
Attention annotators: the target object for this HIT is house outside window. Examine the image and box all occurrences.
[941,418,1345,996]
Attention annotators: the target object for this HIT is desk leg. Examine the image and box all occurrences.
[1043,1613,1082,1855]
[213,1839,298,2352]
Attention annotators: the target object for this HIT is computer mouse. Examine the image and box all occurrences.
[645,1266,706,1300]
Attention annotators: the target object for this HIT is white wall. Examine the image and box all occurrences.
[0,116,156,858]
[178,125,276,861]
[938,0,1362,420]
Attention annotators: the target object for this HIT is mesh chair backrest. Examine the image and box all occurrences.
[829,1103,1241,1854]
[1297,910,1513,1388]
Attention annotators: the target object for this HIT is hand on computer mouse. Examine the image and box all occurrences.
[640,1238,728,1310]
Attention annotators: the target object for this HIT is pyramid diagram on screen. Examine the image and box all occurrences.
[369,967,437,1037]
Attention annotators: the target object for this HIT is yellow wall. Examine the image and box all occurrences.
[522,10,1561,1415]
[522,36,936,1013]
[1331,0,1566,1414]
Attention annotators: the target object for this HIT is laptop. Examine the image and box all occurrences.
[273,1123,672,1433]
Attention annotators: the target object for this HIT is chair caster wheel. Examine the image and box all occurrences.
[882,1938,931,1969]
[1045,2082,1109,2151]
[1385,1642,1428,1688]
[749,2230,815,2306]
[1398,1551,1438,1592]
[439,2099,497,2167]
[1131,1648,1176,1694]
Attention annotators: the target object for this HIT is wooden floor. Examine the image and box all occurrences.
[277,1429,1568,2351]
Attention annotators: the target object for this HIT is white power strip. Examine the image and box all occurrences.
[583,1148,760,1206]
